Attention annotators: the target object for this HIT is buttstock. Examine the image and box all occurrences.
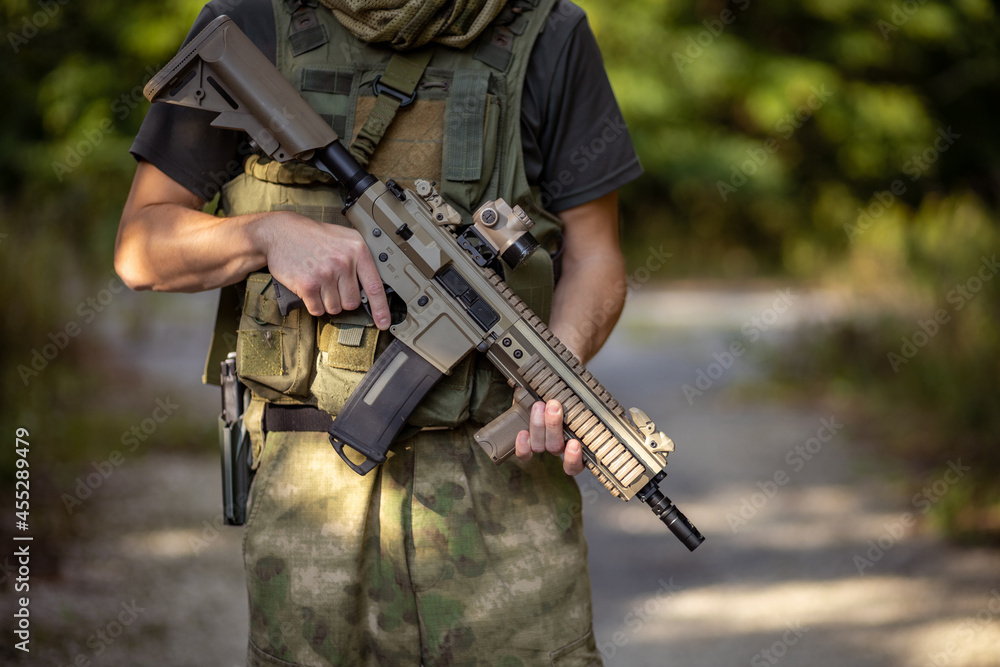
[143,14,337,162]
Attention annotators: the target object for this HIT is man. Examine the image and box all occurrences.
[116,0,641,664]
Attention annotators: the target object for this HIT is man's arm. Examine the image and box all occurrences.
[114,161,392,328]
[548,191,626,364]
[515,190,627,475]
[119,162,624,475]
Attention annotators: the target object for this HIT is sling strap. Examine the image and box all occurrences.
[349,50,433,165]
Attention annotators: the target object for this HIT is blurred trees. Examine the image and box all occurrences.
[580,0,1000,276]
[579,0,999,537]
[1,0,206,476]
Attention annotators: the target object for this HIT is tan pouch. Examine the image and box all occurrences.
[235,272,316,402]
[312,308,380,416]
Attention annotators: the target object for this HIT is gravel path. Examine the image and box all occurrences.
[6,287,999,666]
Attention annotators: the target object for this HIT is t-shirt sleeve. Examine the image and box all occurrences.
[520,1,643,213]
[129,0,276,202]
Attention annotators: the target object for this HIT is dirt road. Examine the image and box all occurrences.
[586,289,1000,667]
[9,288,1000,666]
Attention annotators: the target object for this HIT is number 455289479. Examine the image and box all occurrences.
[15,428,29,530]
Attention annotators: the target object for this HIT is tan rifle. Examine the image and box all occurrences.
[145,15,704,550]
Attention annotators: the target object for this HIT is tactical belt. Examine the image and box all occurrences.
[264,404,332,432]
[263,403,453,433]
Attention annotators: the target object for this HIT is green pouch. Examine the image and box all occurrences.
[236,272,316,402]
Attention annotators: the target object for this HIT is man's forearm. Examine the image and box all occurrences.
[548,192,627,364]
[114,161,392,325]
[116,203,272,293]
[115,161,268,292]
[549,254,626,365]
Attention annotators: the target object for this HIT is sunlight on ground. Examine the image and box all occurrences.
[621,577,1000,666]
[656,578,938,635]
[120,527,221,559]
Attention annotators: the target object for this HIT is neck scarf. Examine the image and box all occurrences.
[319,0,508,51]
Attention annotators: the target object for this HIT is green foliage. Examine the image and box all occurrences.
[580,0,1000,536]
[1,0,206,469]
[581,0,1000,274]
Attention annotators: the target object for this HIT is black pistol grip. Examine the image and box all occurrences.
[328,338,444,475]
[272,280,304,316]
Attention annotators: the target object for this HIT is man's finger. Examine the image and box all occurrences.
[544,400,564,454]
[302,291,325,318]
[320,283,342,315]
[337,271,363,312]
[529,401,546,454]
[563,439,584,476]
[356,252,390,330]
[515,430,532,461]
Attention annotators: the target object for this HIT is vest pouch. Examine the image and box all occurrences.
[313,307,479,428]
[312,308,380,416]
[236,272,316,402]
[441,82,501,214]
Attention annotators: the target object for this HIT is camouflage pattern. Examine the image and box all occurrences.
[243,426,602,666]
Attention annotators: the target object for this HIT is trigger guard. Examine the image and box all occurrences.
[361,285,405,324]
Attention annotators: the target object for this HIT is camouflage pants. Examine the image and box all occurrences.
[243,424,602,666]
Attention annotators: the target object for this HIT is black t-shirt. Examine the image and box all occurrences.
[131,0,641,213]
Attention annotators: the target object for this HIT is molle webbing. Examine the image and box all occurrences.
[444,70,490,182]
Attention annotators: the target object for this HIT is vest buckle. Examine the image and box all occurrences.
[371,75,417,108]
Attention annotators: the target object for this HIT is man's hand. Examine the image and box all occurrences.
[115,161,391,329]
[514,400,584,476]
[254,213,390,327]
[510,191,625,477]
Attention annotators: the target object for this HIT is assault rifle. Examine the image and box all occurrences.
[145,15,704,550]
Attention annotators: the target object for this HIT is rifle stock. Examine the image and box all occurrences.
[146,15,704,550]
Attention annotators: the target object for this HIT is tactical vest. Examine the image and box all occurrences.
[214,0,561,429]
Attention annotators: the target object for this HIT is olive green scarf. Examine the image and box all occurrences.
[319,0,507,51]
